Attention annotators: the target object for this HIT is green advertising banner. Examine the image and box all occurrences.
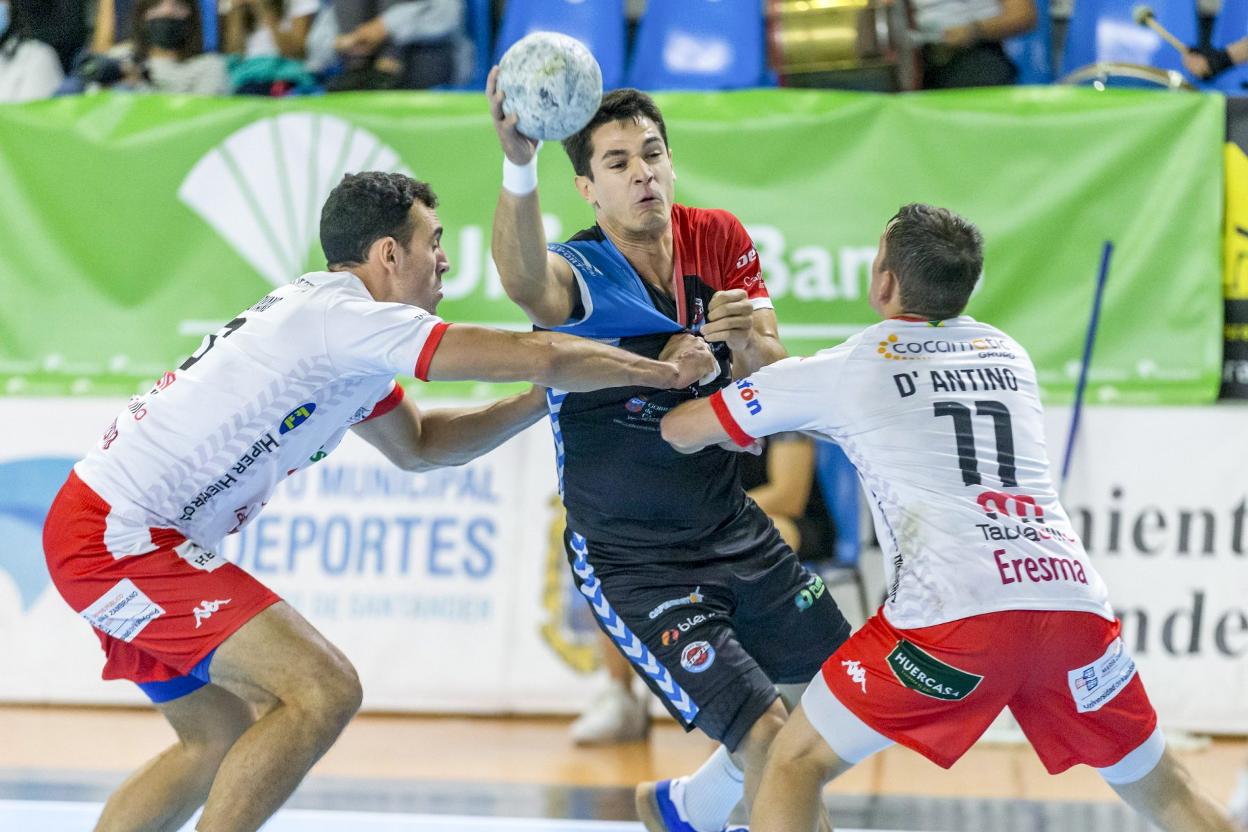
[0,88,1224,402]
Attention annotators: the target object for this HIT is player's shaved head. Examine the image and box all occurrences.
[320,172,438,268]
[882,204,983,320]
[563,88,670,179]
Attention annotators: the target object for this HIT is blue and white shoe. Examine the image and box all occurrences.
[635,779,747,832]
[635,779,698,832]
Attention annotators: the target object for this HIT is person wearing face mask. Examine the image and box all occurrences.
[107,0,230,94]
[0,0,65,102]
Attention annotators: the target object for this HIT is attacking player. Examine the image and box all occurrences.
[488,75,850,832]
[660,203,1235,832]
[42,171,716,832]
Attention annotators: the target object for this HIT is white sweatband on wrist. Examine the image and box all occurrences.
[502,156,539,195]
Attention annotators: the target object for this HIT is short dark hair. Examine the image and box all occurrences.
[882,204,983,320]
[132,0,203,61]
[319,172,438,268]
[562,88,670,179]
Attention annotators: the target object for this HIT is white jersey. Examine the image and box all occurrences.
[75,271,448,555]
[712,315,1113,629]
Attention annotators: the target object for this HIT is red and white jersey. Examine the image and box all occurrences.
[711,315,1113,629]
[74,271,448,555]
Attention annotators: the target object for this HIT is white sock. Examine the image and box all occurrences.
[673,745,745,832]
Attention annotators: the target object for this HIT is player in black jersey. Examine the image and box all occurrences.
[489,77,847,832]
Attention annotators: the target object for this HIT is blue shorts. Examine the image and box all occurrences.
[137,649,217,704]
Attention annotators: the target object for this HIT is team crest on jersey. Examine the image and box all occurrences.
[680,640,716,673]
[280,403,316,434]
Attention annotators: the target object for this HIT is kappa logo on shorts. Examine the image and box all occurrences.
[842,659,868,694]
[1068,638,1137,714]
[886,640,983,701]
[681,640,716,673]
[794,574,826,611]
[192,598,232,629]
[648,587,704,620]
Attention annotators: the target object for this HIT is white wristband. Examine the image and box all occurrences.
[502,155,538,196]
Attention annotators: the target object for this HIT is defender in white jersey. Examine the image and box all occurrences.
[43,172,716,832]
[661,205,1233,832]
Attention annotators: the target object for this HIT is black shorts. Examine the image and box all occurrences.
[565,503,851,752]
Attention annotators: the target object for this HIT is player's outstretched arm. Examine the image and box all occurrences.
[487,66,580,328]
[660,399,732,454]
[352,387,548,473]
[425,325,717,392]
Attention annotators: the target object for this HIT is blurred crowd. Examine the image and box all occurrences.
[0,0,472,100]
[0,0,1237,105]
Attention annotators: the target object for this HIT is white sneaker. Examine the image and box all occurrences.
[570,683,650,745]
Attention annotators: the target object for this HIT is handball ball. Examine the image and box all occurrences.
[497,32,603,142]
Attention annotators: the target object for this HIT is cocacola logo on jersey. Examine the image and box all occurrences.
[877,333,1016,362]
[280,403,316,434]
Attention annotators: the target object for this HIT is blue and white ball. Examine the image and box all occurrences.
[497,32,604,142]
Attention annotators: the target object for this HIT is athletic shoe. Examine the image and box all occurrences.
[570,683,649,745]
[636,778,699,832]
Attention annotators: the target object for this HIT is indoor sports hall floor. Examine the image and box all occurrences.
[1,705,1242,831]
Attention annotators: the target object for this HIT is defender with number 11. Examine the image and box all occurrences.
[661,204,1235,832]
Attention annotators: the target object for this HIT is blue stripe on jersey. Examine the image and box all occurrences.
[568,532,699,723]
[547,239,684,340]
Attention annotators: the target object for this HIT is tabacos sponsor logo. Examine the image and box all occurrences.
[648,587,704,620]
[886,640,982,701]
[280,403,316,434]
[877,333,1015,361]
[735,378,762,416]
[625,396,647,414]
[794,574,826,611]
[681,640,716,673]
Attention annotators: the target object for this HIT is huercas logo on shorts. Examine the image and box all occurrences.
[886,640,983,701]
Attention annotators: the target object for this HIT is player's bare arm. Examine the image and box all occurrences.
[352,386,548,472]
[702,290,787,377]
[660,398,731,454]
[425,325,716,392]
[488,66,581,328]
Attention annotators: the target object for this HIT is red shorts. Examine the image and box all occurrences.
[818,609,1157,774]
[42,471,280,686]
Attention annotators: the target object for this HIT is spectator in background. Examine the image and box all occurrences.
[305,0,467,90]
[910,0,1038,88]
[23,0,86,73]
[0,0,65,102]
[223,0,318,59]
[738,434,833,565]
[100,0,230,94]
[569,435,834,745]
